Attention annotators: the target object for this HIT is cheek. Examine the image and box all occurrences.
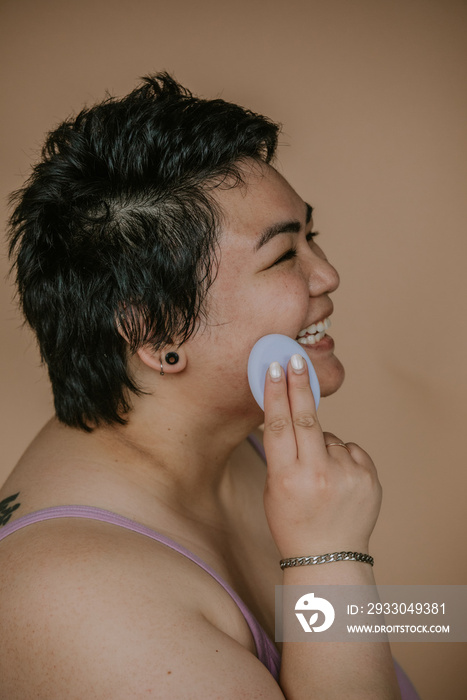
[207,261,310,343]
[236,288,305,338]
[255,274,309,327]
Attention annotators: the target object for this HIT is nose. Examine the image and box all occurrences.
[307,247,340,297]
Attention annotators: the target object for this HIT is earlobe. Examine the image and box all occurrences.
[135,345,187,375]
[160,352,180,375]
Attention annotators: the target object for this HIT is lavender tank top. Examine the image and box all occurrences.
[0,433,420,697]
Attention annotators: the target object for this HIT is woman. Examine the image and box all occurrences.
[0,74,418,698]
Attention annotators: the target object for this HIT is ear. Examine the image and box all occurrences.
[115,307,187,376]
[135,344,187,375]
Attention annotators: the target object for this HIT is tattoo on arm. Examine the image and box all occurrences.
[0,493,21,526]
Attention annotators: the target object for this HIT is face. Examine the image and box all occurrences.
[187,161,345,413]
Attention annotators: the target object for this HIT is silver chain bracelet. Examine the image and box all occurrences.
[280,551,374,570]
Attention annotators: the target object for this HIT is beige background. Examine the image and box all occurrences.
[1,0,466,697]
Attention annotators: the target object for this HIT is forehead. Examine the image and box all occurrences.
[213,162,306,248]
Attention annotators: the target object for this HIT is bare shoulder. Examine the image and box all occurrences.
[0,519,283,699]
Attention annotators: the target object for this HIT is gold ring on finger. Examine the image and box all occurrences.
[326,442,351,454]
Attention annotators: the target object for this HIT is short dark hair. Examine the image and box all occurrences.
[8,73,279,430]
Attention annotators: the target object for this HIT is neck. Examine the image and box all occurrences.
[19,360,264,537]
[93,373,263,509]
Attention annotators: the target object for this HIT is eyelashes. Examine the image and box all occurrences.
[275,248,298,264]
[273,231,319,266]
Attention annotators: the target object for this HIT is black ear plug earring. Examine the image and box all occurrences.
[160,352,179,375]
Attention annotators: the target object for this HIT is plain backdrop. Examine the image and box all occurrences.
[1,1,466,697]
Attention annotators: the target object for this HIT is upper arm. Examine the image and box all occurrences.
[0,523,284,699]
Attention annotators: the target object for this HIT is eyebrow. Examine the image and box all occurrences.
[254,202,313,252]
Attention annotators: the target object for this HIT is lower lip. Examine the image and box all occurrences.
[300,333,334,352]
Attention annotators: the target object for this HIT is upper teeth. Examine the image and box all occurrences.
[296,317,331,345]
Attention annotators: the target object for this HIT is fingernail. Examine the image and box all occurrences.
[269,361,282,381]
[291,353,305,373]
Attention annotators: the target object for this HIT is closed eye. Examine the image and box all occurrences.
[273,231,319,266]
[274,248,297,264]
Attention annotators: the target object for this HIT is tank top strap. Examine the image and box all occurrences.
[0,433,420,697]
[0,501,280,680]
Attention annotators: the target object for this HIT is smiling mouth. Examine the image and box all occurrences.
[295,317,331,345]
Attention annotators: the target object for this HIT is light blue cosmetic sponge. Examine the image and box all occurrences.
[247,334,320,411]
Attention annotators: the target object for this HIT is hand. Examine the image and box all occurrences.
[262,354,382,559]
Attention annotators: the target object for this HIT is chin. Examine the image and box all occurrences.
[316,356,345,398]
